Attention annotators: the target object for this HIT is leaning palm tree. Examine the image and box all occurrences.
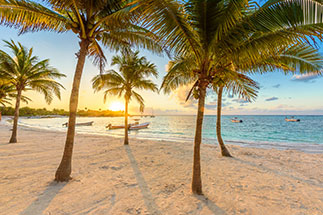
[92,50,158,145]
[0,40,65,143]
[0,0,163,181]
[155,0,323,194]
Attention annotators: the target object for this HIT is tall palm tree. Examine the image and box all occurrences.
[0,40,65,143]
[92,50,158,145]
[0,0,163,181]
[154,0,323,194]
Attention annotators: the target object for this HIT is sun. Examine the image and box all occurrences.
[109,101,124,111]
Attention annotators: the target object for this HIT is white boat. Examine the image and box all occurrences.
[285,117,300,122]
[129,122,150,130]
[62,121,94,127]
[106,119,141,130]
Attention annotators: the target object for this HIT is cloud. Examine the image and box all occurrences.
[171,84,197,108]
[272,84,280,88]
[232,98,249,104]
[265,97,279,102]
[291,73,320,82]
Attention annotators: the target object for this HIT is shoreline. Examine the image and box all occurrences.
[2,116,323,154]
[1,123,323,214]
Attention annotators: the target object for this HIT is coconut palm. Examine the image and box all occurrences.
[0,0,163,181]
[155,0,323,194]
[92,50,158,145]
[0,40,65,143]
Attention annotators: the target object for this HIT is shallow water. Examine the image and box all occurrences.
[12,115,323,153]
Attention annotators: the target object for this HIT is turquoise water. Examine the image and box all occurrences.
[14,115,323,153]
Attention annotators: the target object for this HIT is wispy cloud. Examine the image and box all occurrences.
[272,84,280,88]
[232,98,249,104]
[265,97,279,102]
[291,73,320,82]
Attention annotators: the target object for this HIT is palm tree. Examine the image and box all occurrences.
[0,40,65,143]
[155,0,323,194]
[92,50,158,145]
[0,0,163,181]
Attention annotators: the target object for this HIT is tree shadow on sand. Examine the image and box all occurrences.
[232,157,323,189]
[124,145,162,215]
[194,195,227,215]
[20,181,66,215]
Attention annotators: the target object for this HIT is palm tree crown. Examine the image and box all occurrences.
[0,40,65,103]
[0,0,163,70]
[92,50,158,111]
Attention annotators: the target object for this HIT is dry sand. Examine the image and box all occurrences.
[0,123,322,215]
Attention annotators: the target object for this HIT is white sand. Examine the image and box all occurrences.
[0,123,322,215]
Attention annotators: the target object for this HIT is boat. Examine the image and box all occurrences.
[231,117,243,123]
[62,121,94,127]
[285,117,300,122]
[129,122,150,130]
[106,119,141,130]
[106,124,125,129]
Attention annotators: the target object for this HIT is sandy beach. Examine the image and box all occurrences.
[0,123,322,215]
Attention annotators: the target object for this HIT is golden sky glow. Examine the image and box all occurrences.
[109,101,124,111]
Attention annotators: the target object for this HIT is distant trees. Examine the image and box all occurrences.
[0,40,65,143]
[92,50,158,145]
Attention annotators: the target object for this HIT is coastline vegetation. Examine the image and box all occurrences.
[0,106,124,117]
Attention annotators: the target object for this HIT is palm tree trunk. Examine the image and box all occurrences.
[55,39,90,182]
[216,86,232,157]
[191,85,206,195]
[124,98,129,145]
[9,88,22,143]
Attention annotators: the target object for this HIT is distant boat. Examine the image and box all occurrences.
[285,117,300,122]
[231,117,243,123]
[129,122,150,130]
[62,121,94,127]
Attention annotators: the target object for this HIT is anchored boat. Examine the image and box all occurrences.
[62,121,94,127]
[285,117,300,122]
[129,122,150,130]
[231,117,243,123]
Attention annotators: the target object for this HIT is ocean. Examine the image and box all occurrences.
[11,115,323,153]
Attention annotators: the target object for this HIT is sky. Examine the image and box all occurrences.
[0,25,323,115]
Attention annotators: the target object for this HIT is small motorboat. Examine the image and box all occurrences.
[129,122,150,130]
[231,117,243,123]
[285,117,300,122]
[106,119,141,130]
[106,124,125,129]
[62,121,94,127]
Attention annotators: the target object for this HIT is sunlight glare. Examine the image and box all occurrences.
[109,101,124,111]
